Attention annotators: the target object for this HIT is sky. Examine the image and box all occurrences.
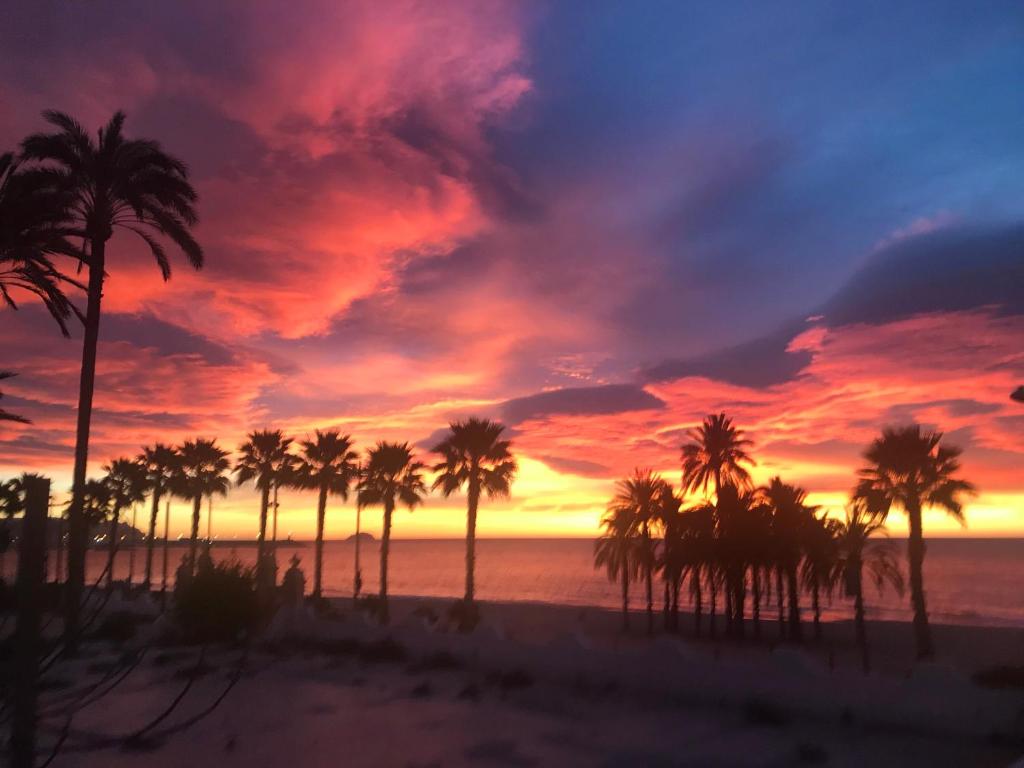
[1,1,1023,539]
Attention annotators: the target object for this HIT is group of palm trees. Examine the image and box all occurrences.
[595,413,973,667]
[1,417,517,629]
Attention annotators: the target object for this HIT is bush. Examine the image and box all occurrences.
[174,558,261,642]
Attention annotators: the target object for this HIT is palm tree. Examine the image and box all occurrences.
[358,442,425,624]
[800,513,841,641]
[176,439,229,575]
[234,429,293,585]
[656,490,685,631]
[0,151,80,334]
[607,469,672,635]
[101,457,147,588]
[762,477,815,642]
[292,430,359,598]
[854,425,974,660]
[431,418,517,621]
[680,502,715,638]
[835,499,904,672]
[594,505,640,632]
[138,444,178,588]
[269,448,297,546]
[0,372,30,425]
[680,413,755,498]
[22,110,202,645]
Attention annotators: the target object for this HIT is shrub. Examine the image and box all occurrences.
[448,599,480,632]
[174,558,261,642]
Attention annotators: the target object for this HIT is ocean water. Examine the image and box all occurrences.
[50,537,1024,628]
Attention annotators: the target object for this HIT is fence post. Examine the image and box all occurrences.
[11,475,49,768]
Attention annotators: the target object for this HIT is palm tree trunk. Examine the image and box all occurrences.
[354,501,362,603]
[188,496,201,574]
[207,495,213,541]
[752,567,761,640]
[379,496,393,625]
[643,522,653,636]
[776,567,785,640]
[464,476,479,605]
[786,563,802,642]
[725,582,734,637]
[127,505,137,587]
[144,487,161,588]
[708,569,717,640]
[271,483,278,543]
[621,568,629,632]
[734,571,746,641]
[691,569,702,638]
[65,240,105,651]
[812,581,822,642]
[256,483,271,588]
[853,570,870,673]
[106,505,121,589]
[662,579,670,631]
[672,577,681,632]
[313,485,327,598]
[906,503,934,660]
[161,498,170,601]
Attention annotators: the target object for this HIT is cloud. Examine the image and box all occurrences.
[501,385,665,425]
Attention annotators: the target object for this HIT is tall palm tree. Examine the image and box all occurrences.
[358,442,425,624]
[431,418,517,620]
[292,430,359,598]
[0,477,25,579]
[0,372,30,425]
[607,469,672,635]
[234,429,293,585]
[594,505,640,632]
[22,111,202,645]
[101,457,147,588]
[656,490,685,631]
[835,498,904,672]
[269,448,297,545]
[680,413,755,498]
[762,477,814,642]
[680,502,715,637]
[854,425,974,660]
[0,150,80,334]
[800,512,841,641]
[138,444,178,588]
[176,439,229,575]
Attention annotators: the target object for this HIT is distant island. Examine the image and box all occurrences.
[345,532,375,542]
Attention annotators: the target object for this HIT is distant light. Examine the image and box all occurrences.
[1012,386,1024,403]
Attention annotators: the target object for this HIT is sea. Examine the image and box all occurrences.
[32,537,1024,629]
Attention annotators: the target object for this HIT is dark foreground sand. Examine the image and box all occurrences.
[25,592,1024,767]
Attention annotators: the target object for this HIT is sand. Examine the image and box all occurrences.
[23,593,1024,767]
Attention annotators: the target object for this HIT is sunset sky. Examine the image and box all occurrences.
[1,1,1023,539]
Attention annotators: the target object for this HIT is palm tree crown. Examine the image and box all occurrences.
[21,111,202,272]
[358,442,426,511]
[235,429,293,493]
[681,412,754,497]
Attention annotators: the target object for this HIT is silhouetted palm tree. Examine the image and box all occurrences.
[0,372,30,425]
[608,469,672,635]
[176,439,229,575]
[657,491,686,631]
[800,512,841,641]
[854,425,974,660]
[22,111,203,646]
[101,457,147,588]
[835,498,904,672]
[431,418,516,621]
[0,477,25,578]
[680,413,755,498]
[0,151,80,334]
[293,430,359,598]
[139,444,179,588]
[235,429,293,585]
[762,477,814,642]
[595,505,640,631]
[358,442,425,624]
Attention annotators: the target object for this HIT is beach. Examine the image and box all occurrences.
[31,591,1024,767]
